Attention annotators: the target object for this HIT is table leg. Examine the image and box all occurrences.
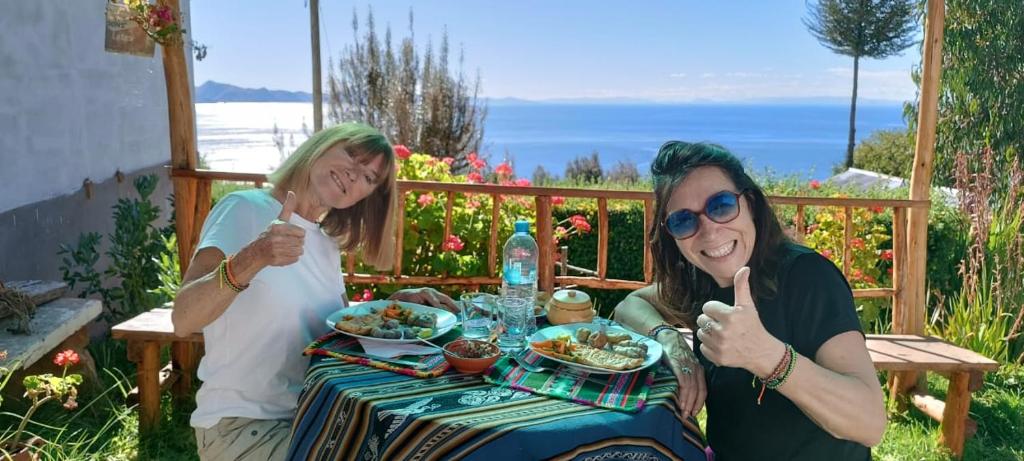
[128,340,162,433]
[171,341,195,401]
[939,372,970,458]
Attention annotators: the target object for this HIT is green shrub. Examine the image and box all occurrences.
[852,129,915,178]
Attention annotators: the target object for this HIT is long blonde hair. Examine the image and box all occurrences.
[268,123,398,270]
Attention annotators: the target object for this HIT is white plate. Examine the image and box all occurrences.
[325,300,458,344]
[527,322,663,374]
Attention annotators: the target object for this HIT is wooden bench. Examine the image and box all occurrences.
[111,307,203,432]
[866,334,999,457]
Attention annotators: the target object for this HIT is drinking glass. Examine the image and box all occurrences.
[497,297,531,352]
[459,292,497,339]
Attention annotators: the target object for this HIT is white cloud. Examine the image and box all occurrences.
[669,73,687,78]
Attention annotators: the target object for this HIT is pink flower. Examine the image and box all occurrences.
[554,226,569,240]
[442,157,455,166]
[552,196,565,206]
[851,237,865,249]
[417,193,435,207]
[361,289,374,301]
[442,234,465,252]
[466,199,481,210]
[820,249,833,259]
[467,172,484,184]
[54,350,80,367]
[569,215,592,233]
[393,144,412,160]
[515,178,531,187]
[809,179,821,190]
[880,249,893,261]
[495,161,513,177]
[806,223,819,234]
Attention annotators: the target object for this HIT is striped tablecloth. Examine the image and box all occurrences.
[286,356,707,460]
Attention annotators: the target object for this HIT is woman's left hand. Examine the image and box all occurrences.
[389,288,460,314]
[695,267,785,377]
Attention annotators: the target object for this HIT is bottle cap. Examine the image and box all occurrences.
[514,220,530,233]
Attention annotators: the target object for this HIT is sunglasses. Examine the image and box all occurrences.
[663,190,745,240]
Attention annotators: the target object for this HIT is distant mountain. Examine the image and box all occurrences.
[196,81,312,103]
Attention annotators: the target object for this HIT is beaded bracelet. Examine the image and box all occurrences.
[755,343,796,405]
[218,257,248,293]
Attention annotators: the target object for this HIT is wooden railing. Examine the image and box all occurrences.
[169,168,929,326]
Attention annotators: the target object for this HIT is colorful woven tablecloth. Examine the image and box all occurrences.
[483,350,654,412]
[286,356,707,460]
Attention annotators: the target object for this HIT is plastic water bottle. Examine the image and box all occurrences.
[502,220,538,337]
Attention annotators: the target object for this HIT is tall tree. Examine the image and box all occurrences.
[328,9,486,166]
[804,0,918,168]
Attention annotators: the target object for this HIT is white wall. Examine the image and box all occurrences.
[0,0,194,213]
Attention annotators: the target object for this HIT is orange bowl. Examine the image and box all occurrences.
[443,339,500,374]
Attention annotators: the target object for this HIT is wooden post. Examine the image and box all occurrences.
[309,0,323,132]
[597,198,609,280]
[842,206,853,277]
[896,0,945,397]
[536,196,554,294]
[488,195,501,277]
[643,198,655,283]
[393,191,405,277]
[162,0,199,277]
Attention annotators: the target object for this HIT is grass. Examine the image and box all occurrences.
[2,338,1021,460]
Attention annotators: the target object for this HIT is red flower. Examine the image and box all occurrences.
[515,178,531,187]
[361,289,374,301]
[809,179,821,190]
[53,350,80,367]
[851,237,865,249]
[417,193,435,207]
[442,234,465,252]
[467,152,487,170]
[880,249,893,261]
[820,249,833,259]
[887,268,894,275]
[442,157,455,166]
[569,215,592,233]
[495,161,513,177]
[393,144,412,160]
[870,206,884,214]
[467,172,484,184]
[552,196,565,206]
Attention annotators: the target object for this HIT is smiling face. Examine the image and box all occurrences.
[666,166,756,287]
[308,143,387,213]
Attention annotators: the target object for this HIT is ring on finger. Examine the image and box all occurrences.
[680,366,693,375]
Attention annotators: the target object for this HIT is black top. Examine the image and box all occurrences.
[694,243,870,461]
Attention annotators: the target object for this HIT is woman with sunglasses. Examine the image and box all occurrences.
[614,142,885,460]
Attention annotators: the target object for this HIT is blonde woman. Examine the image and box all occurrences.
[172,123,456,460]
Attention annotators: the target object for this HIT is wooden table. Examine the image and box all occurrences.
[111,308,203,432]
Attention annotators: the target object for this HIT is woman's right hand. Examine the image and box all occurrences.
[660,332,706,417]
[250,191,305,267]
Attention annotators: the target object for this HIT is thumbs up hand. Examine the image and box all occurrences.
[696,267,783,375]
[255,191,306,267]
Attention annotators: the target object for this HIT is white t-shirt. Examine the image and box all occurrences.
[190,189,345,429]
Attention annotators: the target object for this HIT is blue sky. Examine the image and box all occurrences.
[189,1,923,103]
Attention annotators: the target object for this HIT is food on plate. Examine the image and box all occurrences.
[530,331,647,371]
[335,303,437,339]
